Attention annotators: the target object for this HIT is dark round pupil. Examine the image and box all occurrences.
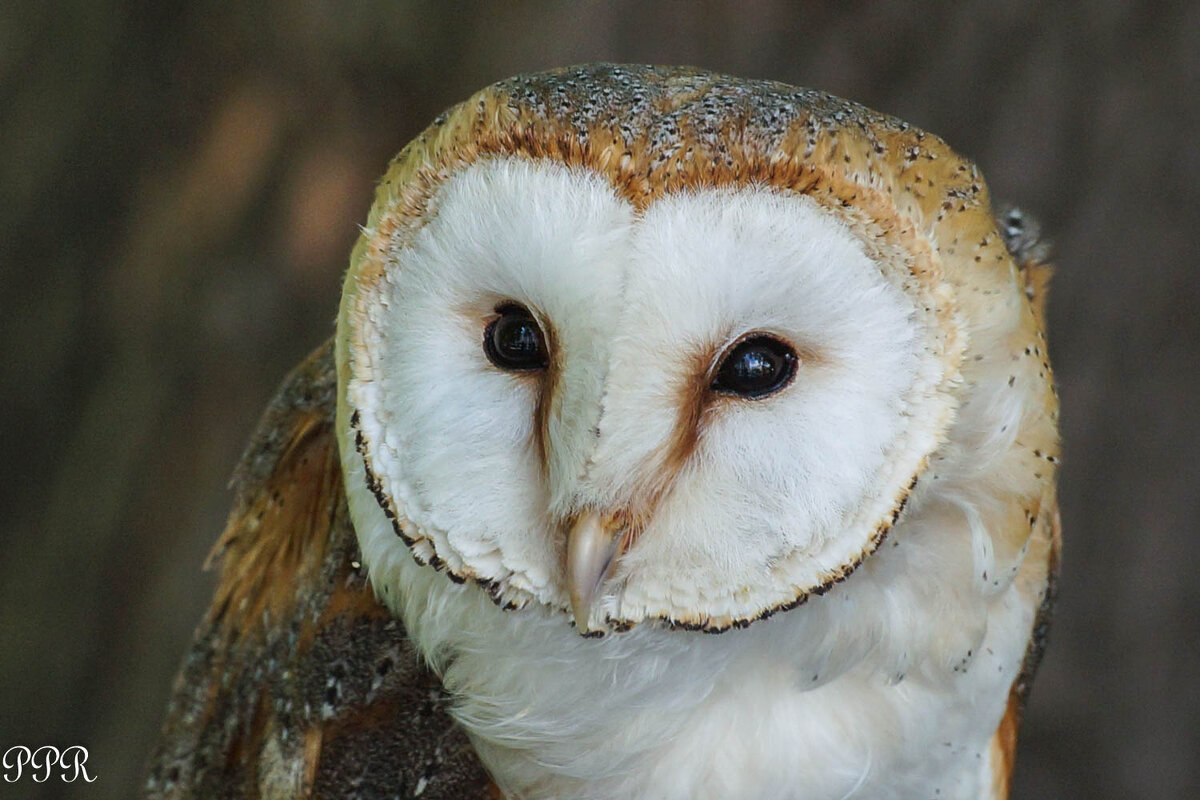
[713,337,797,398]
[486,309,547,370]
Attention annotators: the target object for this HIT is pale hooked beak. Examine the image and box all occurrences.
[565,511,626,634]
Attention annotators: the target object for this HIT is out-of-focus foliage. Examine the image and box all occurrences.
[2,2,1198,798]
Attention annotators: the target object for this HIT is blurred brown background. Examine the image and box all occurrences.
[2,1,1197,798]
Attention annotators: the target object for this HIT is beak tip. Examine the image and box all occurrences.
[570,591,593,634]
[566,510,622,637]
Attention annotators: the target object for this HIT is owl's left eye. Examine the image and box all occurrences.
[484,304,549,371]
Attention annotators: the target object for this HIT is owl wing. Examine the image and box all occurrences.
[145,340,494,800]
[988,207,1062,798]
[987,495,1060,799]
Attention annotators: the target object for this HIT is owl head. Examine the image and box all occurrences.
[335,64,1051,635]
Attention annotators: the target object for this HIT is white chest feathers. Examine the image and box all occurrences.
[343,453,1039,800]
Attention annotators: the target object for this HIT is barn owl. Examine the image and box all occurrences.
[147,64,1059,800]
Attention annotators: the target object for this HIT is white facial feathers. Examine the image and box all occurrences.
[342,156,953,631]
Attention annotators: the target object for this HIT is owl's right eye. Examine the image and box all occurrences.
[484,304,549,371]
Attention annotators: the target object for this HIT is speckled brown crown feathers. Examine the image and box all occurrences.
[353,64,1016,303]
